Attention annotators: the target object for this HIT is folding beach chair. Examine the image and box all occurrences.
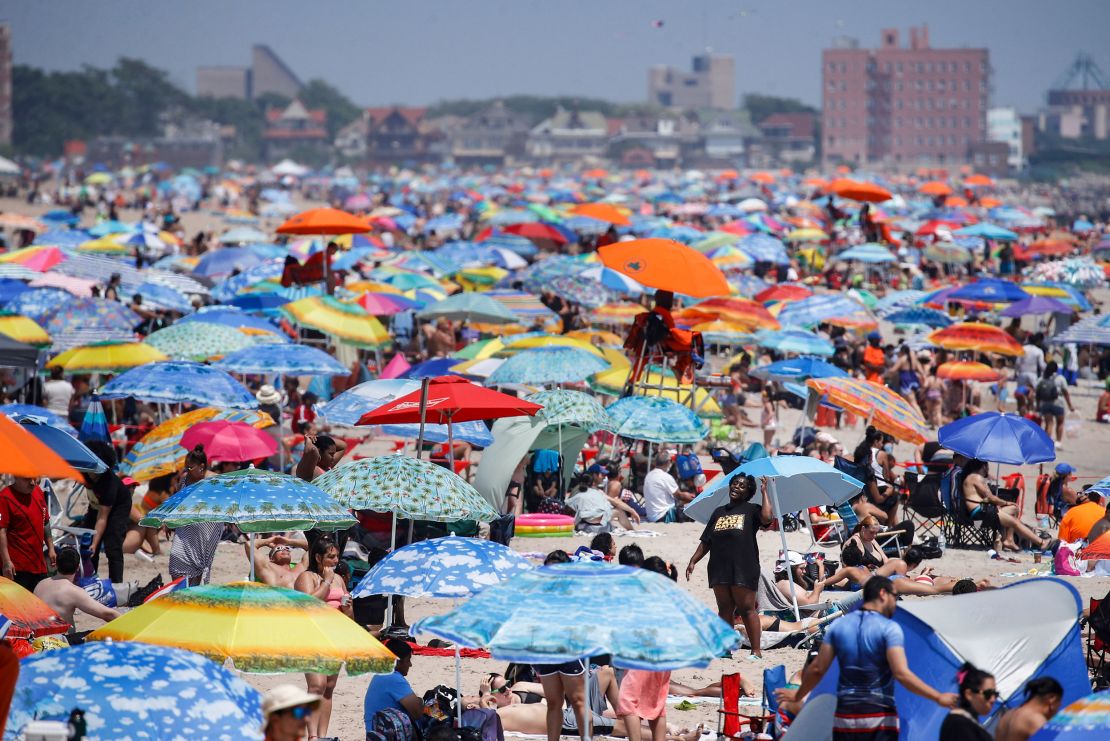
[810,501,906,557]
[717,673,772,738]
[1088,595,1110,690]
[941,466,999,550]
[903,471,948,542]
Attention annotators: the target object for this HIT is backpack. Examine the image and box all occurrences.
[1035,376,1059,403]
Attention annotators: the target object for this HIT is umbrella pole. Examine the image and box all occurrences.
[277,373,285,473]
[583,661,593,741]
[385,512,397,627]
[414,377,430,461]
[454,644,463,728]
[770,478,802,621]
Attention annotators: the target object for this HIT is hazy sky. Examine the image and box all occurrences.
[6,0,1109,113]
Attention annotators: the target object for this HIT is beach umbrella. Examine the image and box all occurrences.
[402,357,469,380]
[0,313,51,347]
[5,641,264,741]
[99,361,258,409]
[214,343,349,376]
[281,295,390,348]
[486,346,609,386]
[738,233,790,265]
[0,245,64,272]
[46,341,167,374]
[192,246,265,278]
[692,297,779,330]
[954,222,1018,241]
[883,306,954,329]
[691,320,754,345]
[317,379,421,426]
[923,241,973,265]
[381,418,494,447]
[605,395,708,444]
[776,295,869,328]
[938,412,1055,465]
[357,375,543,427]
[828,179,892,203]
[927,322,1023,356]
[1032,688,1110,738]
[77,398,110,445]
[1022,283,1091,312]
[42,297,140,336]
[140,468,354,532]
[755,329,835,356]
[179,420,277,464]
[835,243,896,263]
[806,376,929,444]
[130,281,193,314]
[947,278,1030,304]
[145,321,258,361]
[936,361,1002,383]
[313,454,498,522]
[0,415,82,479]
[500,334,608,359]
[0,404,75,435]
[749,356,848,382]
[88,582,394,676]
[568,203,631,226]
[120,408,273,481]
[598,238,729,298]
[999,295,1075,318]
[179,306,284,335]
[0,576,70,639]
[755,283,813,303]
[355,291,422,316]
[418,292,517,324]
[414,561,738,671]
[874,290,928,317]
[524,389,615,433]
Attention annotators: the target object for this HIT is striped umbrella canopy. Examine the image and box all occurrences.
[874,290,929,317]
[691,297,779,330]
[835,243,897,263]
[924,241,973,265]
[47,341,168,374]
[936,361,1002,382]
[77,398,110,444]
[591,301,647,326]
[120,408,273,481]
[606,395,709,443]
[281,295,391,348]
[0,245,65,271]
[1022,283,1091,312]
[524,389,615,433]
[883,306,954,329]
[738,233,789,264]
[777,294,870,328]
[0,576,69,639]
[692,320,755,345]
[88,582,395,675]
[1048,317,1110,347]
[0,313,51,346]
[99,361,259,409]
[806,376,929,444]
[926,322,1023,356]
[140,469,354,532]
[755,328,835,356]
[214,343,349,376]
[313,455,498,522]
[486,346,610,386]
[146,321,260,361]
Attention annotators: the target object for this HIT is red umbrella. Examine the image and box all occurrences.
[357,375,542,427]
[502,222,568,244]
[755,284,813,303]
[915,220,961,237]
[180,420,277,463]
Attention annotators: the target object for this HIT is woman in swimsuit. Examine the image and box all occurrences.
[922,361,945,428]
[962,459,1053,552]
[294,537,351,739]
[891,345,924,417]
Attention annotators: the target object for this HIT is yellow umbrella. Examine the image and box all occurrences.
[787,228,829,242]
[77,236,130,255]
[566,329,623,345]
[88,581,395,675]
[345,280,404,295]
[592,302,648,327]
[281,296,391,348]
[455,266,507,292]
[500,334,607,358]
[84,172,113,185]
[590,365,720,417]
[0,314,51,347]
[47,341,168,374]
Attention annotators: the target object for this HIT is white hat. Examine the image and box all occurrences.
[776,550,806,570]
[262,684,322,720]
[255,384,283,406]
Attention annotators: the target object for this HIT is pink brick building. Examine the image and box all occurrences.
[822,26,989,167]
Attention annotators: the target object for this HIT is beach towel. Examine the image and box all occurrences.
[531,449,561,473]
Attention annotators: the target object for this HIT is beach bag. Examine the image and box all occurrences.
[369,708,415,741]
[1053,544,1082,577]
[1035,376,1059,403]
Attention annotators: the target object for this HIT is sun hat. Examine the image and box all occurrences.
[255,384,283,406]
[261,683,321,720]
[775,550,806,570]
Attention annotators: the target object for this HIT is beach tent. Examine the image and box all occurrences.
[0,335,38,368]
[784,578,1089,740]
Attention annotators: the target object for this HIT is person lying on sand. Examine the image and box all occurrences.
[821,546,994,596]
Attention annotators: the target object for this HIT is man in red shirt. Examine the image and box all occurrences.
[0,477,55,591]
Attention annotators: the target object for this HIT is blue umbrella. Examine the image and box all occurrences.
[834,243,896,263]
[755,329,835,356]
[954,222,1019,241]
[317,379,421,426]
[13,417,107,473]
[884,306,954,328]
[87,220,132,237]
[214,343,349,376]
[132,281,193,314]
[99,361,258,409]
[605,395,708,444]
[39,210,81,226]
[415,561,739,670]
[938,412,1055,465]
[749,356,847,382]
[3,287,73,323]
[947,278,1030,304]
[381,419,494,447]
[729,274,770,296]
[874,290,928,317]
[999,295,1075,318]
[77,398,110,444]
[0,279,30,305]
[5,641,263,741]
[777,295,869,328]
[353,535,532,599]
[739,233,789,264]
[193,246,265,277]
[178,306,283,334]
[1031,687,1110,738]
[34,228,90,247]
[1025,283,1092,312]
[229,292,291,313]
[0,404,76,435]
[211,259,285,302]
[486,347,609,386]
[402,357,467,380]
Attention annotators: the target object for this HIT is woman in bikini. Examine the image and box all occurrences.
[962,458,1053,552]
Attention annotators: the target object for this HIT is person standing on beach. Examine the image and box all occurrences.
[776,576,957,740]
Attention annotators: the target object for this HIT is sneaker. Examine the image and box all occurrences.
[128,574,164,607]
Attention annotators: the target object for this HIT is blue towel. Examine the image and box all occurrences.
[532,449,561,473]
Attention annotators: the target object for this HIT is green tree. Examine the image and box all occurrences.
[299,79,361,138]
[110,57,189,136]
[742,94,818,125]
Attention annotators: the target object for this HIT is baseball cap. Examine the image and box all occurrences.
[776,550,806,570]
[1056,462,1076,476]
[586,463,605,474]
[262,684,321,720]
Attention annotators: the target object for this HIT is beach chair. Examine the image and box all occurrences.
[717,673,772,739]
[903,471,948,542]
[1088,595,1110,690]
[757,570,833,618]
[811,501,906,557]
[941,466,999,550]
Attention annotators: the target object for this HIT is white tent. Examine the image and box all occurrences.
[472,416,589,512]
[0,155,20,176]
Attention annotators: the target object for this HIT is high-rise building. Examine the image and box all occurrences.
[821,26,989,166]
[648,53,735,110]
[196,66,250,100]
[0,23,12,147]
[196,44,302,101]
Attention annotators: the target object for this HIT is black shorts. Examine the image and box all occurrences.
[534,659,586,677]
[970,502,1000,529]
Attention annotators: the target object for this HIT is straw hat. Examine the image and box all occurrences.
[255,384,284,406]
[262,684,322,721]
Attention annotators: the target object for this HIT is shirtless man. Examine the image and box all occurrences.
[994,676,1063,741]
[246,535,309,588]
[963,459,1053,552]
[33,547,120,629]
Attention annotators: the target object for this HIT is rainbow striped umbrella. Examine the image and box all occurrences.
[1034,689,1110,737]
[806,376,929,444]
[88,581,396,675]
[0,576,69,638]
[926,322,1023,356]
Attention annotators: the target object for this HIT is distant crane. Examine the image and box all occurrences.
[1052,52,1109,91]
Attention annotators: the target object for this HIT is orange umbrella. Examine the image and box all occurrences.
[598,238,729,298]
[937,361,1002,382]
[926,322,1023,356]
[944,196,969,208]
[964,174,994,187]
[0,415,81,479]
[716,169,740,181]
[582,168,609,179]
[0,577,70,639]
[803,177,827,189]
[750,171,776,184]
[919,180,953,196]
[276,207,370,235]
[828,179,892,203]
[979,197,1002,208]
[569,203,631,226]
[806,376,929,444]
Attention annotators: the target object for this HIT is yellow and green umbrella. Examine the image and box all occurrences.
[47,341,168,374]
[590,364,721,418]
[0,313,51,347]
[77,236,131,256]
[281,296,391,348]
[88,581,396,675]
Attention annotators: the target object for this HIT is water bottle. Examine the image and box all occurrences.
[938,532,946,554]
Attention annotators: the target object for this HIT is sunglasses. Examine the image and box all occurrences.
[975,689,999,700]
[286,704,317,720]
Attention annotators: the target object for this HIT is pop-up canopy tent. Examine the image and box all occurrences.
[784,578,1089,740]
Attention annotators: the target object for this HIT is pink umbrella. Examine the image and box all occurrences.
[379,353,412,380]
[180,421,277,464]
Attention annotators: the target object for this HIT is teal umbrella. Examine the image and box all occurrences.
[524,389,615,433]
[417,292,518,324]
[486,347,609,386]
[606,395,708,444]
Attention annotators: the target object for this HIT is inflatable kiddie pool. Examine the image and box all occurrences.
[516,513,574,537]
